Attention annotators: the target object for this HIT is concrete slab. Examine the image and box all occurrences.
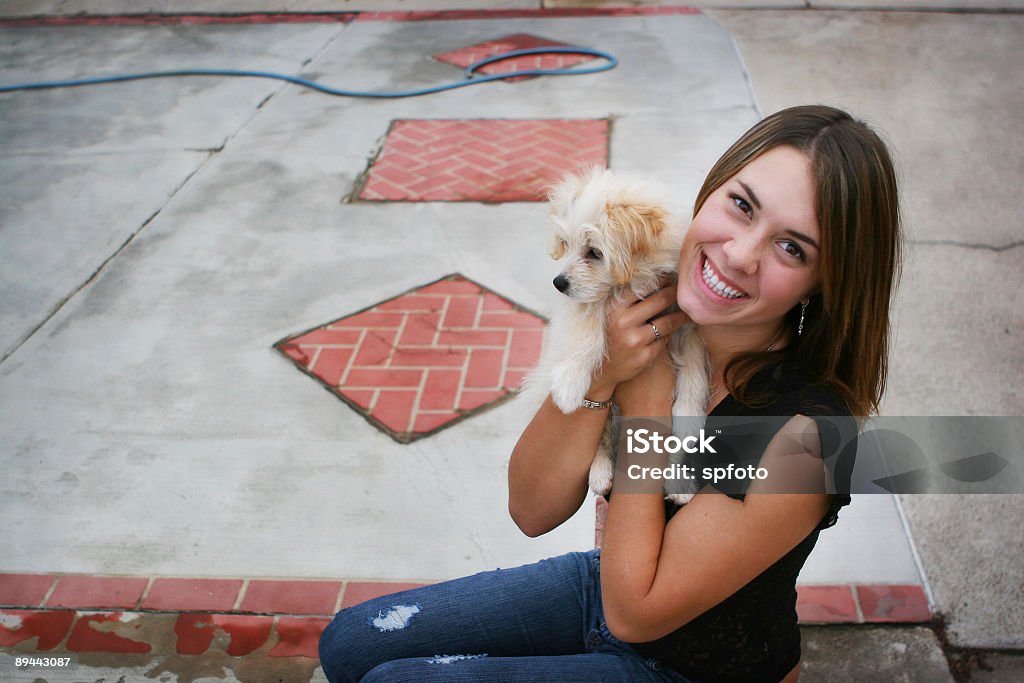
[810,0,1024,8]
[898,494,1024,649]
[548,0,805,8]
[0,0,539,17]
[0,625,325,683]
[0,14,767,582]
[0,151,207,359]
[7,1,1024,16]
[971,653,1024,683]
[706,10,1024,248]
[799,625,955,682]
[885,246,1024,417]
[0,22,344,357]
[0,24,344,154]
[551,0,1023,9]
[799,494,923,585]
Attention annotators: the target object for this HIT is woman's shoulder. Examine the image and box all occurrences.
[737,360,858,531]
[743,359,852,418]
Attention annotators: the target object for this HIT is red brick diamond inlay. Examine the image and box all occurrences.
[434,33,598,82]
[357,118,608,202]
[276,274,545,443]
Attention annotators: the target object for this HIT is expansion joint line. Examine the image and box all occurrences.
[0,165,197,367]
[914,239,1024,252]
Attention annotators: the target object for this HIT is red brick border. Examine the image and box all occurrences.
[0,7,701,28]
[0,571,930,623]
[0,585,937,659]
[0,570,931,658]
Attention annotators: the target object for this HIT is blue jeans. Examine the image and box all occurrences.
[318,549,695,682]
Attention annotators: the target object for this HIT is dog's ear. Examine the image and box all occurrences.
[604,202,668,285]
[548,232,568,260]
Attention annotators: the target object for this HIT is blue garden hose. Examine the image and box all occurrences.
[0,46,617,97]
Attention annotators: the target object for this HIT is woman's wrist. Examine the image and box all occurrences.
[616,397,672,418]
[586,378,617,404]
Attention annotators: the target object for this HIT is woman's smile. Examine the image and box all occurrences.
[698,252,750,302]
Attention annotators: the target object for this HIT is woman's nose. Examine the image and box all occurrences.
[722,233,761,274]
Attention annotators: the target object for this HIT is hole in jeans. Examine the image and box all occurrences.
[427,654,489,664]
[369,604,421,632]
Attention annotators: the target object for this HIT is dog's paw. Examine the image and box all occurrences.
[550,384,579,414]
[589,454,615,497]
[549,367,589,414]
[665,492,695,506]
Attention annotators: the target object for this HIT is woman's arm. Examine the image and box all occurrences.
[508,287,688,537]
[507,395,613,537]
[600,412,831,642]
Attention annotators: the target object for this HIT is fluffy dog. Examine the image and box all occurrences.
[525,167,708,504]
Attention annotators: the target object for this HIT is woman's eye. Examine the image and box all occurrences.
[780,241,806,262]
[586,248,603,260]
[730,195,753,218]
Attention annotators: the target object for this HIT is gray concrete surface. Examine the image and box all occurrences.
[0,23,340,360]
[970,653,1024,683]
[0,0,540,16]
[898,495,1023,649]
[5,0,1024,16]
[710,8,1024,652]
[800,626,954,682]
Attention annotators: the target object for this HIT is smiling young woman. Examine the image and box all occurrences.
[585,106,902,682]
[319,106,903,683]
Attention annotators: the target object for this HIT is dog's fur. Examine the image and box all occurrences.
[524,167,708,504]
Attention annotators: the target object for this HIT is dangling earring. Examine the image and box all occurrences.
[797,299,808,336]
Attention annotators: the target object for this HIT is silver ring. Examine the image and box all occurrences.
[649,322,661,341]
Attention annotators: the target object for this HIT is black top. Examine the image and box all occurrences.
[631,361,858,683]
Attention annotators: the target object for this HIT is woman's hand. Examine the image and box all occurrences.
[588,286,690,403]
[614,343,677,417]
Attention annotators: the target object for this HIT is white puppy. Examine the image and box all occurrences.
[525,167,708,505]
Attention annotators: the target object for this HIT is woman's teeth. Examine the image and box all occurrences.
[702,257,747,299]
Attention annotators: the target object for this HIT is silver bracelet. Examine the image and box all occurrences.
[581,397,614,410]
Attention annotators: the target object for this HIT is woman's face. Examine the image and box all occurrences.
[677,145,822,332]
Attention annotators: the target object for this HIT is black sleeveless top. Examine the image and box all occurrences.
[631,361,858,683]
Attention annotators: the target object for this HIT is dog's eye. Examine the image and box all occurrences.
[586,248,603,260]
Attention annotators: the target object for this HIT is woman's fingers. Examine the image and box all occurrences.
[597,285,689,390]
[648,310,691,343]
[611,287,688,343]
[631,286,678,319]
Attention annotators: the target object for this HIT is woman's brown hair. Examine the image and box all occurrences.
[693,105,903,416]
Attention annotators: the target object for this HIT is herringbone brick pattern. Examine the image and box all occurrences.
[357,118,608,202]
[433,33,597,82]
[275,274,545,443]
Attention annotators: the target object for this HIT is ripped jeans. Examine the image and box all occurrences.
[318,549,695,683]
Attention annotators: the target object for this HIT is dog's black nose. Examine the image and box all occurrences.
[553,274,570,293]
